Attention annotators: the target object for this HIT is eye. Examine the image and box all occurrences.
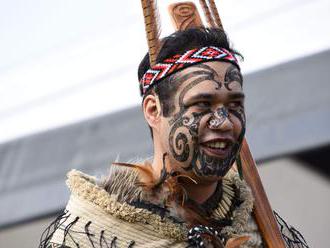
[193,101,211,108]
[227,101,243,109]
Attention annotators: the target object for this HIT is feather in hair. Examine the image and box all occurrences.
[208,0,224,30]
[141,0,162,66]
[199,0,216,27]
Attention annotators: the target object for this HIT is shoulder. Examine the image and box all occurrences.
[39,168,188,248]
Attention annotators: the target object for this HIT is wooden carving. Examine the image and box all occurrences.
[168,2,203,31]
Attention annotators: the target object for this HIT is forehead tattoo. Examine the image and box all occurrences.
[195,63,243,91]
[167,63,246,177]
[224,64,243,90]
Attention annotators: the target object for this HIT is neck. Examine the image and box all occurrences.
[183,179,219,204]
[151,150,219,204]
[151,149,167,180]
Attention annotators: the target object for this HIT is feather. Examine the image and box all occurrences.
[199,0,216,27]
[141,0,161,66]
[114,155,219,229]
[207,0,224,30]
[112,162,156,188]
[225,236,250,248]
[113,157,210,226]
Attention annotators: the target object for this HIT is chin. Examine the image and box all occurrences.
[193,172,224,184]
[191,150,235,178]
[167,149,236,182]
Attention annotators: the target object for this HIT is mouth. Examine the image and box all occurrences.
[200,139,234,159]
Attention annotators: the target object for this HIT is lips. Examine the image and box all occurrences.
[200,138,234,158]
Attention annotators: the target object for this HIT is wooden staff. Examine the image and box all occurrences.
[240,138,286,248]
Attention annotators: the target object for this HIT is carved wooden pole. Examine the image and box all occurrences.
[240,138,286,248]
[168,2,203,31]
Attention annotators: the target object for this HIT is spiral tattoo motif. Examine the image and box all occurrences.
[169,113,205,170]
[170,2,202,31]
[170,128,190,163]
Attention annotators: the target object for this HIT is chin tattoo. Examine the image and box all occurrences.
[168,64,245,177]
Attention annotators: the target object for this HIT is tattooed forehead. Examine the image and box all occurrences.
[177,61,240,78]
[174,62,242,89]
[169,61,243,104]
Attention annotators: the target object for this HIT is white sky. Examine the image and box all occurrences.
[0,0,329,144]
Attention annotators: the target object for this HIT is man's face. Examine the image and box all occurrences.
[159,61,245,180]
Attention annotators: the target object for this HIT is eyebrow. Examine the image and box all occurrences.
[227,92,245,100]
[185,92,245,104]
[185,93,215,103]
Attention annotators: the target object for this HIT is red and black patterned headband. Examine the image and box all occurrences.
[140,46,239,95]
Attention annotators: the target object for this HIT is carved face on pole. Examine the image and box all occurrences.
[159,61,245,180]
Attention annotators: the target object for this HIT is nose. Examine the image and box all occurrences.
[207,107,233,131]
[218,117,233,132]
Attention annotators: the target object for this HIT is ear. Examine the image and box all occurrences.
[143,94,162,131]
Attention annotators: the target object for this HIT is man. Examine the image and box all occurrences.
[40,28,260,248]
[138,28,247,223]
[40,28,307,248]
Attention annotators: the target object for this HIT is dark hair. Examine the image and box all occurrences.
[138,28,242,118]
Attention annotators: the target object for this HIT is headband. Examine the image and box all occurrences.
[140,46,239,95]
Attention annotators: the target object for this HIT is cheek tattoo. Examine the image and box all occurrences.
[169,111,210,170]
[168,64,245,177]
[168,71,212,170]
